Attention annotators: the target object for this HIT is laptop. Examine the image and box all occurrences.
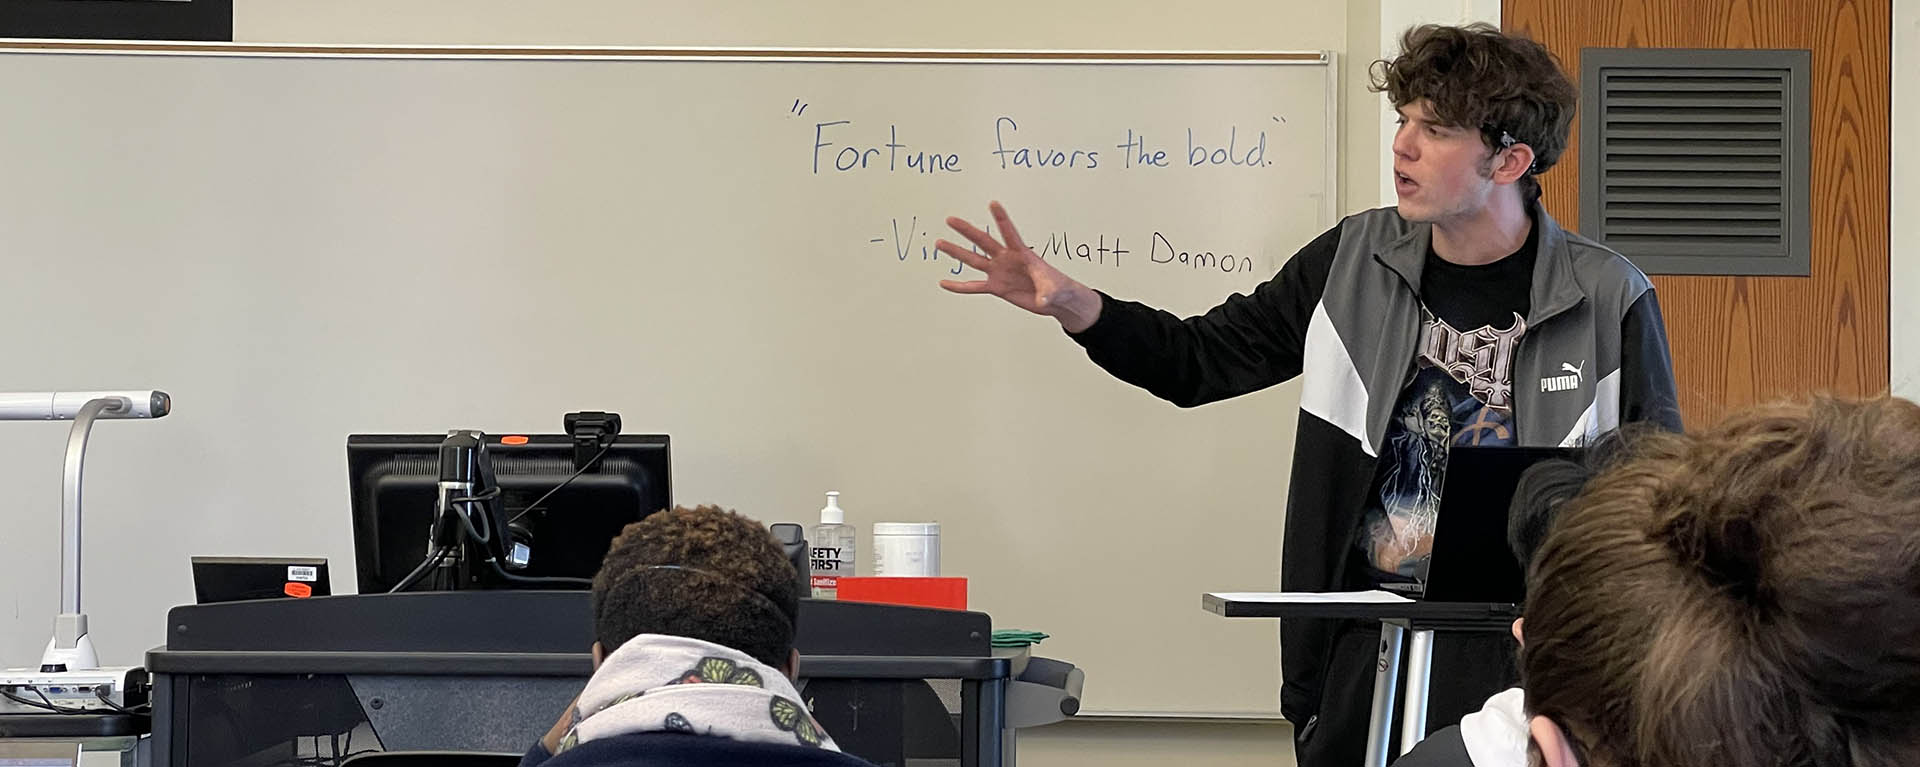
[0,743,82,766]
[191,556,331,604]
[1390,445,1577,604]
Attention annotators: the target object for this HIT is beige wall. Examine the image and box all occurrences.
[221,2,1450,763]
[207,2,1906,764]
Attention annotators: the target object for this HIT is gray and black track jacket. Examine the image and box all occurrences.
[1068,203,1681,725]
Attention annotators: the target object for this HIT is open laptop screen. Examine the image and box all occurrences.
[1418,445,1578,603]
[0,743,82,766]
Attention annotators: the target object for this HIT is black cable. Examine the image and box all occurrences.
[448,486,503,547]
[452,497,492,546]
[385,481,508,595]
[506,442,613,527]
[387,443,611,594]
[387,545,453,593]
[1,688,67,712]
[450,487,501,505]
[0,685,149,717]
[485,555,592,587]
[29,686,72,713]
[1,687,87,714]
[32,688,98,718]
[91,686,148,715]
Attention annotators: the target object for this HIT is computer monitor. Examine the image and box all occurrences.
[348,432,670,593]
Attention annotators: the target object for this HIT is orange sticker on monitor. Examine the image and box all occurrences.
[501,435,530,445]
[284,583,313,599]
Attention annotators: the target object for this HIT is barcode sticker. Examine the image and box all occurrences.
[288,566,319,582]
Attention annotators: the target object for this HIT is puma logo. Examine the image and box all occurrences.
[1542,360,1585,393]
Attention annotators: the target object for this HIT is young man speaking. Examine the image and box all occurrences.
[934,23,1681,766]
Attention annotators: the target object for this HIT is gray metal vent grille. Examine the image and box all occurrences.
[1580,48,1811,276]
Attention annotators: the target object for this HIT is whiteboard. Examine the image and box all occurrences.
[0,44,1333,717]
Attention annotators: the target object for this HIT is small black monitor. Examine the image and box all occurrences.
[348,433,670,594]
[192,556,332,604]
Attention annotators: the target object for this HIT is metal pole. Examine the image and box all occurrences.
[962,678,1008,767]
[61,397,128,615]
[1399,629,1436,755]
[1363,623,1406,767]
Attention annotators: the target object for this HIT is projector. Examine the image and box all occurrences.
[0,666,147,714]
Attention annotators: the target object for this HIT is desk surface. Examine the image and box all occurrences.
[1202,593,1520,629]
[146,649,1010,680]
[0,712,146,738]
[158,591,992,656]
[150,591,1009,680]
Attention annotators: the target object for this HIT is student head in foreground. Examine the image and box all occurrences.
[522,505,876,767]
[1393,449,1611,767]
[1522,397,1920,767]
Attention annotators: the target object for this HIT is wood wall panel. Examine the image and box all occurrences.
[1505,0,1890,427]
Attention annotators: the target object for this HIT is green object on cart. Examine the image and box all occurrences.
[991,629,1049,648]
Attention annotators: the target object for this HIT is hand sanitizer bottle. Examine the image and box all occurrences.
[809,491,856,599]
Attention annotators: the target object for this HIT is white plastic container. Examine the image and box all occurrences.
[871,522,941,577]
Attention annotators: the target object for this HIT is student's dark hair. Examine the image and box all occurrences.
[1369,23,1577,197]
[592,505,802,667]
[1505,458,1590,576]
[1506,433,1633,578]
[1522,397,1920,767]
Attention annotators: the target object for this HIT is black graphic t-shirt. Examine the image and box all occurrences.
[1361,222,1537,580]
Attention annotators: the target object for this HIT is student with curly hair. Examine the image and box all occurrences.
[520,505,877,767]
[932,23,1681,765]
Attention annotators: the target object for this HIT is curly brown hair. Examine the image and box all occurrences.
[1370,23,1577,196]
[592,505,802,666]
[1522,397,1920,766]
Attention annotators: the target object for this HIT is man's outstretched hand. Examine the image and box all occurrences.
[936,201,1103,333]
